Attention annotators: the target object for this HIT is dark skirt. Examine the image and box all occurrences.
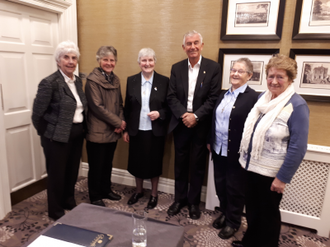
[127,130,165,179]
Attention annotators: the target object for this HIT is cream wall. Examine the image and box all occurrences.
[77,0,330,180]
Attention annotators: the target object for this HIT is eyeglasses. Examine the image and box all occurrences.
[230,68,249,74]
[267,75,286,82]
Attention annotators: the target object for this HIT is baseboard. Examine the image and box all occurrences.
[80,162,207,202]
[10,177,48,206]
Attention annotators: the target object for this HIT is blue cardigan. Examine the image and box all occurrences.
[241,93,309,183]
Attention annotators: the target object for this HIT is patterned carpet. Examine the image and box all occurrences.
[0,177,329,247]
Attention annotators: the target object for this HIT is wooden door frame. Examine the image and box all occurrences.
[0,0,78,219]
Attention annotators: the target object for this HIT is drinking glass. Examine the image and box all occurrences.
[132,211,147,247]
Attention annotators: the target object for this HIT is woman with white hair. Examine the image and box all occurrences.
[85,46,126,207]
[32,40,87,220]
[123,48,169,209]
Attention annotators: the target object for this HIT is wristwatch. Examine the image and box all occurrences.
[194,114,199,121]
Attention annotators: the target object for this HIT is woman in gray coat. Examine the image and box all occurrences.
[85,46,126,207]
[32,41,87,220]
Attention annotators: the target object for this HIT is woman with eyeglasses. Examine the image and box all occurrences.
[232,54,309,247]
[207,58,258,239]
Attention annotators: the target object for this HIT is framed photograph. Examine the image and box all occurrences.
[218,48,279,91]
[292,0,330,40]
[220,0,286,41]
[289,49,330,102]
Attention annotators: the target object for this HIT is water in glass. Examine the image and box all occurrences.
[132,211,147,247]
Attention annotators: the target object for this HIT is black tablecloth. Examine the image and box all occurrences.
[24,203,184,247]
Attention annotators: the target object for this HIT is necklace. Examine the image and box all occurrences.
[220,97,232,113]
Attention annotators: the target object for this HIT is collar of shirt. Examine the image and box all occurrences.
[227,83,248,98]
[188,55,202,69]
[141,72,154,86]
[59,69,76,84]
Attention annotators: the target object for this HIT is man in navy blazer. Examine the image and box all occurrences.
[167,30,221,219]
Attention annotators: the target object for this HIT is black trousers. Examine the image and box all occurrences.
[242,171,283,247]
[212,151,247,229]
[173,121,208,205]
[86,141,117,202]
[41,123,84,220]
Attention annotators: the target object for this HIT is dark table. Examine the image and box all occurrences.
[25,203,184,247]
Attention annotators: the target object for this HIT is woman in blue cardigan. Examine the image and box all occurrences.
[232,54,309,247]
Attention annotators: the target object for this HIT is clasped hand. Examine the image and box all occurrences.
[182,112,197,128]
[114,120,126,133]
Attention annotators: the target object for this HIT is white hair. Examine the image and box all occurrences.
[182,30,203,46]
[137,48,157,63]
[54,40,80,63]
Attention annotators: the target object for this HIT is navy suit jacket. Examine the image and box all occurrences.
[209,86,258,162]
[124,71,169,137]
[167,57,221,133]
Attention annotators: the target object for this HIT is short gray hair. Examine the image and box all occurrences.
[182,30,203,46]
[54,40,80,63]
[137,48,157,63]
[234,58,253,75]
[96,46,118,62]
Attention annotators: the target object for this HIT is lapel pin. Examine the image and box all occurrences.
[154,87,157,91]
[203,71,206,74]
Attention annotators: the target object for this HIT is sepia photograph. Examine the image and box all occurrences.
[292,0,330,39]
[300,62,330,89]
[220,0,285,41]
[230,60,264,85]
[219,48,279,92]
[249,61,264,84]
[235,2,270,27]
[289,49,330,100]
[310,0,330,26]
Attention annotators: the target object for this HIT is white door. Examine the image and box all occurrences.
[0,0,59,192]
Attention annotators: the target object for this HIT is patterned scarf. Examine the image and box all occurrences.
[239,84,295,159]
[98,67,114,85]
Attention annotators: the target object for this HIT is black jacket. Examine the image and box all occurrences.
[32,70,87,143]
[167,57,221,133]
[209,86,258,162]
[124,71,169,137]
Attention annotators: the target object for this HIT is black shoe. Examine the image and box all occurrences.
[218,226,237,239]
[48,213,63,221]
[63,202,77,210]
[104,190,121,201]
[188,204,201,219]
[127,193,144,205]
[232,240,244,247]
[91,200,105,207]
[212,214,226,229]
[147,195,158,209]
[167,202,186,216]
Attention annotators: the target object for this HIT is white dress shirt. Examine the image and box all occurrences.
[187,56,202,112]
[138,72,153,131]
[59,69,84,123]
